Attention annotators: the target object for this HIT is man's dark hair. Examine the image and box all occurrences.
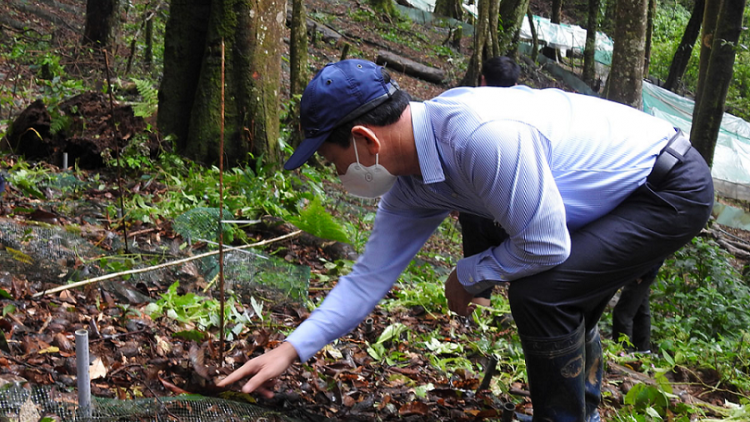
[482,56,520,87]
[325,69,411,148]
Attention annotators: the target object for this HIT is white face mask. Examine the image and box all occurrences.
[339,139,397,198]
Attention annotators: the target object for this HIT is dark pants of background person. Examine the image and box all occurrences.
[458,214,509,299]
[612,261,663,352]
[458,140,714,422]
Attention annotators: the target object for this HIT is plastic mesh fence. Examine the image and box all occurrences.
[173,208,310,305]
[0,219,104,281]
[198,250,310,305]
[0,207,310,306]
[172,207,236,244]
[0,384,313,421]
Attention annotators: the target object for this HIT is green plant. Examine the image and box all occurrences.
[653,237,750,340]
[286,196,349,243]
[384,261,449,317]
[131,78,158,118]
[366,323,411,365]
[143,281,257,340]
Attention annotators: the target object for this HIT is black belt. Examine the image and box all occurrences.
[647,130,692,184]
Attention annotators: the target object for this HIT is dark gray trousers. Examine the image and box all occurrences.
[461,146,714,338]
[612,261,662,351]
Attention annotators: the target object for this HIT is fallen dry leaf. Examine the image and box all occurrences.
[89,357,108,380]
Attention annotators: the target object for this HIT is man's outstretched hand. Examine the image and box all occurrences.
[215,341,299,398]
[444,269,474,316]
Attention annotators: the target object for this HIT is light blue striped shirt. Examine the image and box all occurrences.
[287,86,676,362]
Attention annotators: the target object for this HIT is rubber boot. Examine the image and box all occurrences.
[584,326,603,422]
[520,323,586,422]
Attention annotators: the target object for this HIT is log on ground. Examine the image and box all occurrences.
[376,50,445,84]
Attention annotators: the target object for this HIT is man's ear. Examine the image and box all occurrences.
[351,125,381,155]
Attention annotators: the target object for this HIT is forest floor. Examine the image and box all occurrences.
[1,0,750,421]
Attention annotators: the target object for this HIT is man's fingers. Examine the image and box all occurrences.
[241,368,276,395]
[216,361,257,387]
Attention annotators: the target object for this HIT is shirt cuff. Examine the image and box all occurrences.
[456,257,499,296]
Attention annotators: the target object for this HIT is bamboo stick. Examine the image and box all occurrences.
[31,230,302,298]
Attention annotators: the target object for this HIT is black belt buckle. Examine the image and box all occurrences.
[648,130,692,184]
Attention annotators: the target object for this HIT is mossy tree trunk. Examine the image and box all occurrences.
[289,0,308,149]
[497,0,530,57]
[370,0,397,18]
[158,0,284,167]
[582,0,600,87]
[434,0,463,19]
[83,0,119,47]
[691,0,746,167]
[158,0,212,151]
[605,0,647,109]
[643,0,656,77]
[663,0,704,92]
[692,0,721,113]
[245,0,284,163]
[527,11,539,61]
[601,0,616,36]
[461,0,493,86]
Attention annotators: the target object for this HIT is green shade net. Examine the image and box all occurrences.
[642,80,750,186]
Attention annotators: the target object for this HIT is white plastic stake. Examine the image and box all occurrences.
[75,329,91,416]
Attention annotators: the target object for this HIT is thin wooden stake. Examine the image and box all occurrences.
[30,230,302,298]
[102,49,129,254]
[218,39,226,365]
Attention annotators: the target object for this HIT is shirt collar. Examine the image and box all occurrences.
[410,101,446,184]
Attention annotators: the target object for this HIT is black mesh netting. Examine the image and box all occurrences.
[0,208,310,307]
[0,383,317,421]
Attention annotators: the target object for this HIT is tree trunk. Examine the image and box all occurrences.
[461,0,491,86]
[497,0,530,57]
[605,0,647,109]
[663,0,704,91]
[83,0,119,47]
[691,0,746,167]
[488,0,501,58]
[601,0,616,36]
[245,0,284,163]
[288,0,308,150]
[527,11,539,62]
[158,0,212,152]
[643,0,656,78]
[145,15,153,70]
[370,0,396,18]
[582,0,600,87]
[551,0,563,23]
[541,0,563,60]
[290,0,308,99]
[158,0,284,167]
[694,0,721,109]
[434,0,463,19]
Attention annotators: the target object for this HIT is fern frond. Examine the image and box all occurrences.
[132,78,159,118]
[286,197,350,244]
[49,113,71,135]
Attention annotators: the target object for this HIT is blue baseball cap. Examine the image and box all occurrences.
[283,59,399,170]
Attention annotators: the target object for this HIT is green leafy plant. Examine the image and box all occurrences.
[286,196,350,243]
[366,323,410,364]
[132,78,158,118]
[144,281,257,340]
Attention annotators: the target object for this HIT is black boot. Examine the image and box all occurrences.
[520,324,586,422]
[584,326,603,422]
